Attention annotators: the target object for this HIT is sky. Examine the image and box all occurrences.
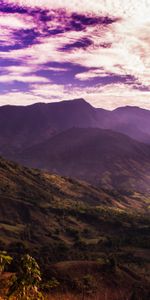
[0,0,150,109]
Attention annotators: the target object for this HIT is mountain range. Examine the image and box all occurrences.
[0,99,150,194]
[18,127,150,193]
[0,99,150,155]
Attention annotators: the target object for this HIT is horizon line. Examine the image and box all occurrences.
[0,97,149,111]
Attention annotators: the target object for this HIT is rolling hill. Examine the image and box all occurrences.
[0,155,129,250]
[16,127,150,194]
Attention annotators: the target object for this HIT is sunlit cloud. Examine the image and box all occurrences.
[0,91,44,106]
[0,75,49,83]
[5,0,150,20]
[1,82,149,110]
[31,83,65,99]
[0,13,34,29]
[0,0,150,108]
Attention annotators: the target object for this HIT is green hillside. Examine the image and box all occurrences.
[0,156,149,284]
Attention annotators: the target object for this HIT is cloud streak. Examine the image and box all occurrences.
[0,0,150,108]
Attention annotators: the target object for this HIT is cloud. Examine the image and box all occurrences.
[0,11,37,50]
[0,91,44,106]
[87,84,150,109]
[1,9,149,87]
[44,66,68,72]
[5,1,150,19]
[75,69,111,81]
[60,37,93,51]
[0,12,34,29]
[0,0,150,108]
[0,75,49,83]
[31,83,65,99]
[1,82,149,109]
[0,64,49,83]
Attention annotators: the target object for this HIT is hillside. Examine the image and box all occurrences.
[0,156,150,283]
[46,260,150,299]
[16,127,150,194]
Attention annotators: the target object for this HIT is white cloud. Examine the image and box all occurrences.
[2,10,150,88]
[88,85,150,109]
[6,1,150,20]
[0,13,34,29]
[1,82,150,109]
[0,92,44,106]
[1,0,150,108]
[0,12,35,47]
[31,83,65,99]
[75,69,109,80]
[0,65,50,83]
[0,75,49,83]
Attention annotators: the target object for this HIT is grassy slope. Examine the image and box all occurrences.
[0,156,150,298]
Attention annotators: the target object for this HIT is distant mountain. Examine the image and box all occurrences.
[0,99,98,156]
[98,106,150,144]
[0,99,150,160]
[17,128,150,194]
[0,99,150,193]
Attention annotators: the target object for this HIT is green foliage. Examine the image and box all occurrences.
[8,254,43,300]
[0,251,12,274]
[42,277,60,292]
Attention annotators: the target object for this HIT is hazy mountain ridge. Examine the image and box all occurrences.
[0,98,150,194]
[0,99,150,159]
[0,99,98,155]
[100,105,150,144]
[14,127,150,194]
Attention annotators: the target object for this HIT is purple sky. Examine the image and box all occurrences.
[0,0,150,109]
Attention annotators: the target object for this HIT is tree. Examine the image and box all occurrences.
[0,251,12,275]
[8,254,44,300]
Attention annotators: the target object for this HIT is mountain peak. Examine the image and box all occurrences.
[113,105,141,111]
[71,98,86,103]
[62,98,92,107]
